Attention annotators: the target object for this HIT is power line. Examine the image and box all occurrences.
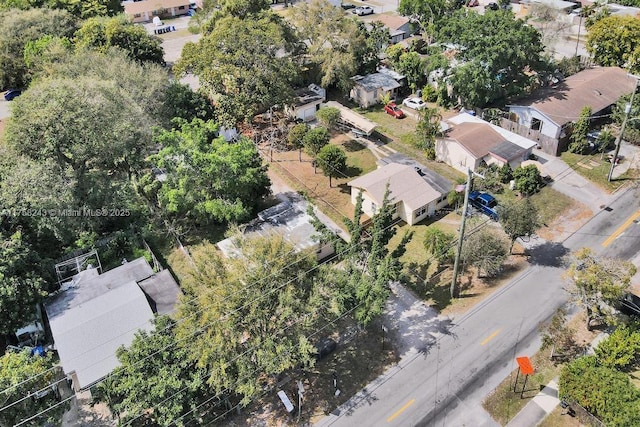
[7,214,400,424]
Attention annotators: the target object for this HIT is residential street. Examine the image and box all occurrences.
[316,184,640,427]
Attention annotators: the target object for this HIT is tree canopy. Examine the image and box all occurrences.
[513,164,543,196]
[461,227,509,277]
[74,15,164,65]
[291,0,362,92]
[0,8,77,89]
[97,316,209,426]
[176,14,300,125]
[587,15,640,73]
[0,230,50,335]
[560,356,640,426]
[316,144,347,187]
[497,198,540,253]
[1,49,167,243]
[143,118,271,226]
[438,10,546,106]
[566,247,637,330]
[175,236,336,407]
[0,350,66,427]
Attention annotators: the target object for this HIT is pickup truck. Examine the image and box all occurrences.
[469,191,498,220]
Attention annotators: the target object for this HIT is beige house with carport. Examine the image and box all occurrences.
[348,163,448,226]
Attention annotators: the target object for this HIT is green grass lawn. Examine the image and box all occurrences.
[494,186,575,226]
[357,106,419,139]
[560,151,637,192]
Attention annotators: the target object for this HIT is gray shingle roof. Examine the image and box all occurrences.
[353,73,401,92]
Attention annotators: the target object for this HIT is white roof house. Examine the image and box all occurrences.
[45,257,181,390]
[217,192,339,261]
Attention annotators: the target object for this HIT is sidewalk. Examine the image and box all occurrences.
[505,332,609,427]
[505,379,560,427]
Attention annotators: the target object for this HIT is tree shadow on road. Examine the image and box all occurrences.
[525,242,569,267]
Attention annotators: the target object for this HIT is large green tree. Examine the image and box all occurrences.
[586,15,640,73]
[0,230,49,335]
[97,316,209,426]
[567,248,637,330]
[176,237,337,407]
[74,15,164,65]
[143,118,271,226]
[0,350,66,427]
[176,14,300,125]
[291,0,363,92]
[0,8,77,89]
[439,9,546,107]
[497,198,540,253]
[1,50,167,243]
[398,0,448,42]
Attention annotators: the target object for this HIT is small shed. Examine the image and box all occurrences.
[286,84,326,123]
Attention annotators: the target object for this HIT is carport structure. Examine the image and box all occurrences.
[325,101,377,136]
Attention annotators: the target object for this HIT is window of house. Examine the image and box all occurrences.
[371,202,377,213]
[179,5,185,9]
[531,117,543,131]
[134,13,141,17]
[415,205,427,219]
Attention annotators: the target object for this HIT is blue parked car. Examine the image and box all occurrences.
[4,89,21,101]
[469,191,498,220]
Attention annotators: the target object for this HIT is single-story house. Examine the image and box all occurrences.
[285,84,326,123]
[507,67,636,155]
[217,192,338,261]
[350,73,402,108]
[45,258,182,391]
[437,113,537,173]
[347,162,450,225]
[124,0,191,23]
[364,14,412,44]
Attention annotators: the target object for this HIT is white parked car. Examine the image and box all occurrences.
[402,97,426,110]
[353,6,374,15]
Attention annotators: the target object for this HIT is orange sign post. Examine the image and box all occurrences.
[514,356,534,397]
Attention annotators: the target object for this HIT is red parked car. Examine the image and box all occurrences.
[384,102,405,119]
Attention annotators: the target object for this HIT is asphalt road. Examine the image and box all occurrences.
[316,184,640,427]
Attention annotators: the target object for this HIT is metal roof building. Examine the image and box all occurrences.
[45,258,180,390]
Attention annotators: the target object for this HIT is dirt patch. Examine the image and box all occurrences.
[224,318,398,426]
[425,254,530,318]
[537,202,593,242]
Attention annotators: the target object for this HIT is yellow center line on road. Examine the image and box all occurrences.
[387,399,416,423]
[480,329,501,346]
[602,209,640,248]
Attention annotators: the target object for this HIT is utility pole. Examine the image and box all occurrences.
[451,168,473,299]
[608,76,639,182]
